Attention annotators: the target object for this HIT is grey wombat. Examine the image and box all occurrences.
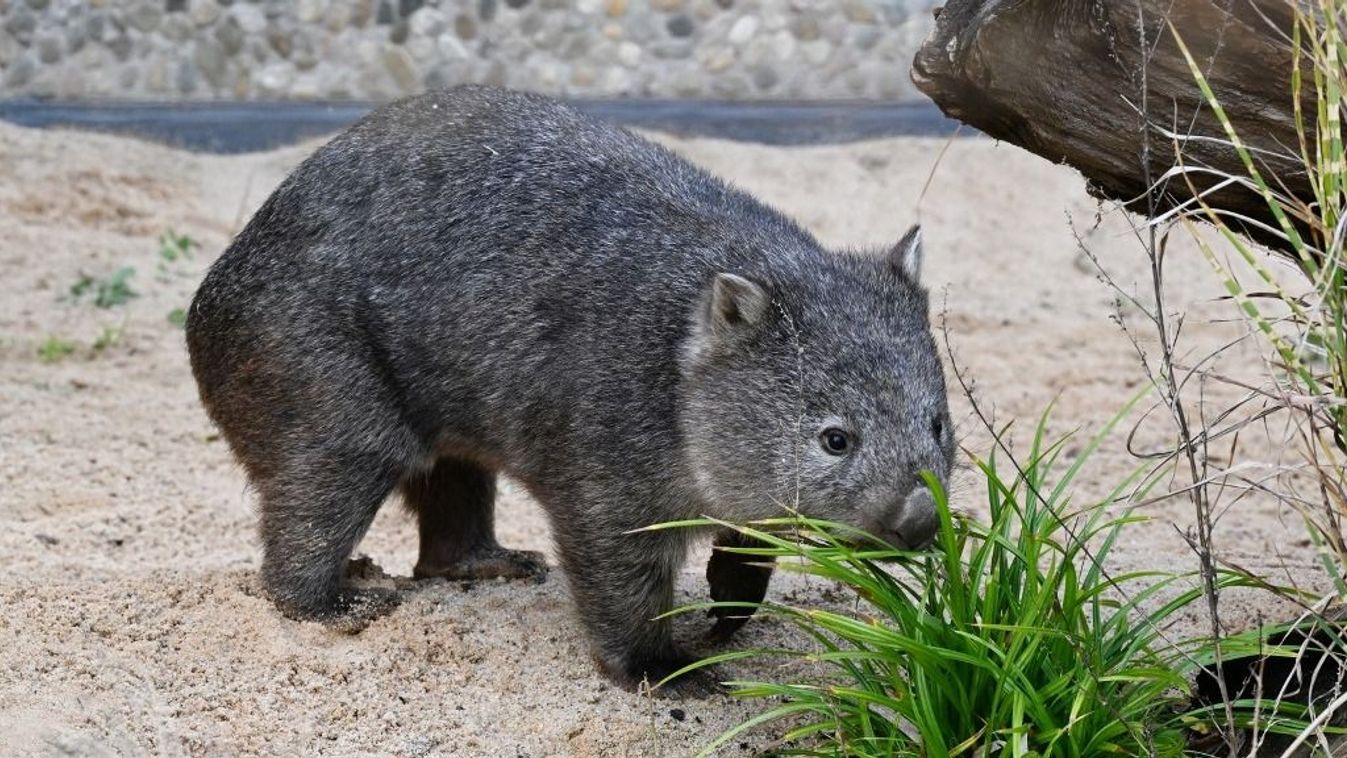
[187,86,953,695]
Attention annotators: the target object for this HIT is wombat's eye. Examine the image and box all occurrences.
[820,428,852,456]
[931,415,944,442]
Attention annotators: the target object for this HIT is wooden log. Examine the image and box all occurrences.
[911,0,1309,254]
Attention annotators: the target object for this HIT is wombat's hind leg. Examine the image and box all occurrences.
[403,457,547,583]
[258,451,404,629]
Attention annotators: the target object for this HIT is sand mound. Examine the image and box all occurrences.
[0,120,1319,755]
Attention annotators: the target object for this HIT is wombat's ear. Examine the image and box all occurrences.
[704,273,770,336]
[888,224,923,281]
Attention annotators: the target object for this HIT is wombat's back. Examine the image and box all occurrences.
[187,86,823,468]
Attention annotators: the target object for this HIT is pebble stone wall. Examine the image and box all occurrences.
[0,0,937,101]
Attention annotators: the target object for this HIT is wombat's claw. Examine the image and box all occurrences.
[413,548,548,584]
[653,666,726,699]
[326,587,402,634]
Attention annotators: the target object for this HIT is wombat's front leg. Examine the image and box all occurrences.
[706,529,776,642]
[554,522,720,697]
[402,457,547,583]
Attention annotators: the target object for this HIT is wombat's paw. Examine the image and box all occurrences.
[604,654,726,699]
[278,586,401,634]
[706,611,755,645]
[414,548,548,584]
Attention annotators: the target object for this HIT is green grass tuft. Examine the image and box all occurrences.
[661,405,1258,757]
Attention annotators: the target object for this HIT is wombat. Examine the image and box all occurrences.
[186,85,954,695]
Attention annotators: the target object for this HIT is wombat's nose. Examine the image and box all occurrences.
[892,487,939,549]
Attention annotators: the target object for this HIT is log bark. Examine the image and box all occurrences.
[911,0,1309,254]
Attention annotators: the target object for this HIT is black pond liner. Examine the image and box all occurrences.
[0,98,966,154]
[1187,617,1347,754]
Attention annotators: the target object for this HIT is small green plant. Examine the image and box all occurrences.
[657,407,1257,757]
[158,231,198,269]
[70,266,138,309]
[166,307,187,328]
[91,324,124,353]
[37,336,77,364]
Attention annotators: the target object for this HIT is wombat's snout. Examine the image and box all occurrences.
[883,486,941,550]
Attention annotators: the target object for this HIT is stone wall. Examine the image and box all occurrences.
[0,0,936,101]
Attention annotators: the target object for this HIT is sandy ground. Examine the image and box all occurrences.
[0,119,1328,756]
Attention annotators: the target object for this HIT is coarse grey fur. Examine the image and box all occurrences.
[186,85,954,695]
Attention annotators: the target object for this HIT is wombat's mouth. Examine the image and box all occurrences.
[874,528,937,553]
[837,526,936,556]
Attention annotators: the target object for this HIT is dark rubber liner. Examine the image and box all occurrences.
[0,98,967,154]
